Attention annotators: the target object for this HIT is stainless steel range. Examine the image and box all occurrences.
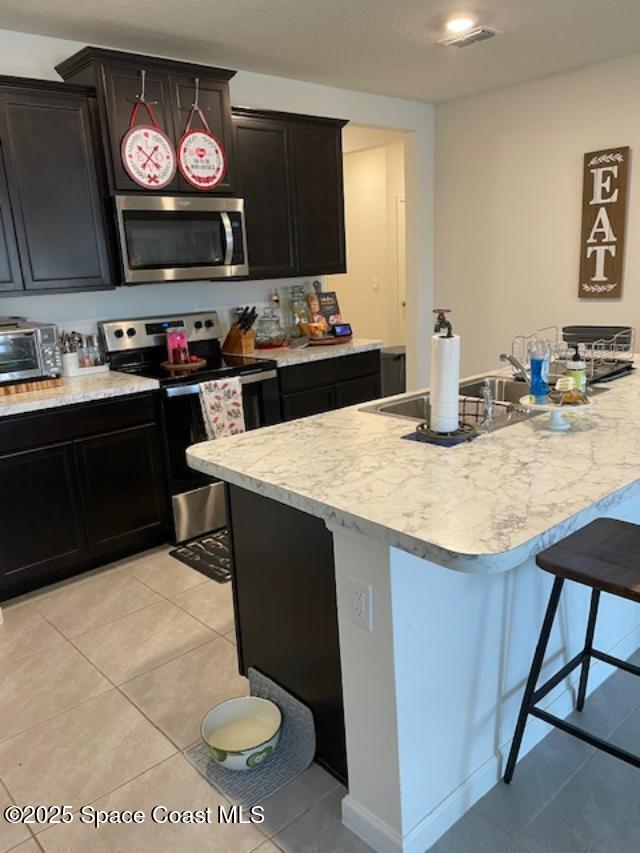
[99,311,280,542]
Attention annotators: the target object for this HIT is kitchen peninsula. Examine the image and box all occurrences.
[187,366,640,853]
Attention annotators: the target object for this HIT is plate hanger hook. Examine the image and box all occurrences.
[129,68,158,105]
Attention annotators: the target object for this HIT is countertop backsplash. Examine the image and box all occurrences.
[0,276,323,337]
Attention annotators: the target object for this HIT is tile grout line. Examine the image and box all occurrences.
[265,781,343,842]
[472,665,640,842]
[168,589,236,636]
[67,620,242,754]
[509,698,640,841]
[33,752,185,842]
[63,622,198,752]
[1,773,37,843]
[0,561,131,611]
[35,592,167,641]
[62,596,180,641]
[0,675,113,748]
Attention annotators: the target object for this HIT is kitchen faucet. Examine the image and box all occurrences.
[499,353,530,383]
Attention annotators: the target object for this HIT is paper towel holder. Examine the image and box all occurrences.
[434,308,453,337]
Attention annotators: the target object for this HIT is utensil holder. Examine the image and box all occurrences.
[223,323,256,355]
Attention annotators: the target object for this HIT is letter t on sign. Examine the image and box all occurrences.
[579,146,629,299]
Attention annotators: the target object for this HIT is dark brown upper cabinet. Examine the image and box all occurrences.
[0,78,114,295]
[289,120,346,275]
[0,146,23,293]
[98,62,179,193]
[232,108,347,279]
[56,48,236,195]
[233,110,296,278]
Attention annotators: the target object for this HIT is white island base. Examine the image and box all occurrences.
[330,499,640,853]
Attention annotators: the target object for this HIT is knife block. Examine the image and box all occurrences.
[223,323,256,355]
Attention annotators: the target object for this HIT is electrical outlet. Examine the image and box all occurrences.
[347,577,373,631]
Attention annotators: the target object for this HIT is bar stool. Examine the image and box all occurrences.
[504,517,640,783]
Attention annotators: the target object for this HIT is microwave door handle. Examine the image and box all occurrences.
[221,212,233,265]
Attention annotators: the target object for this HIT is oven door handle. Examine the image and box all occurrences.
[163,370,278,398]
[221,212,233,266]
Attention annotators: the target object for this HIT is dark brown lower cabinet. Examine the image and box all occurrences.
[280,384,336,420]
[334,373,381,407]
[228,484,347,783]
[0,443,89,594]
[0,394,168,601]
[76,424,166,558]
[279,350,382,421]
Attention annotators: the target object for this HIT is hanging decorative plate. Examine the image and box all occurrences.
[178,101,227,190]
[178,128,226,190]
[121,101,176,189]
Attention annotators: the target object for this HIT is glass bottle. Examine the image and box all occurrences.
[289,285,310,337]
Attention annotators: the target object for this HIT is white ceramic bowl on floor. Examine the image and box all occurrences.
[201,696,282,771]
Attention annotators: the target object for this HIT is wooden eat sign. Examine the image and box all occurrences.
[579,146,629,299]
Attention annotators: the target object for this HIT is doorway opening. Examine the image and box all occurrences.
[327,124,409,349]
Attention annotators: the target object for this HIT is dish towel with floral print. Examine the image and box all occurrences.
[199,377,246,439]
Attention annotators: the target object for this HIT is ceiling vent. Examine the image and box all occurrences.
[438,26,502,48]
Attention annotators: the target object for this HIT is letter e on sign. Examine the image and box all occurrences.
[579,146,629,299]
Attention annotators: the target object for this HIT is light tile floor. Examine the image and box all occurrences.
[1,547,639,853]
[0,547,364,853]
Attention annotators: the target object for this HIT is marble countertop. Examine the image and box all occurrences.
[254,337,384,368]
[0,371,160,417]
[187,365,640,573]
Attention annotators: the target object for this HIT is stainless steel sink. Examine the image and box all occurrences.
[459,376,526,404]
[362,374,608,432]
[362,375,532,431]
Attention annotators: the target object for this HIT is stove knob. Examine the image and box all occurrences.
[126,327,137,338]
[114,329,124,339]
[205,319,214,328]
[194,320,203,330]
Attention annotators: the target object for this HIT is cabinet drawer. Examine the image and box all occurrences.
[278,350,381,394]
[0,393,159,455]
[334,374,381,408]
[281,384,335,421]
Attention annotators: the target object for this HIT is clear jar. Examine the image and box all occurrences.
[289,285,310,336]
[255,308,287,348]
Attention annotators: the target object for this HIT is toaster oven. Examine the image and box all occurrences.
[0,319,61,384]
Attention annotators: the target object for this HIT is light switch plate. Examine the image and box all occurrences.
[347,576,373,631]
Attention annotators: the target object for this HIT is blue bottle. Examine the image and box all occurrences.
[529,357,548,401]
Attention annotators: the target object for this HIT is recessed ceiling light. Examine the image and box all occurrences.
[446,16,475,33]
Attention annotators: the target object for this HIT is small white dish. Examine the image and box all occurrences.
[201,696,282,771]
[519,394,592,431]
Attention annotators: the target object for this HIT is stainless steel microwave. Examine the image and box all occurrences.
[0,320,61,384]
[115,195,249,284]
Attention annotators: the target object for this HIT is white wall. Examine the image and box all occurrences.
[0,28,434,386]
[328,142,405,346]
[435,51,640,377]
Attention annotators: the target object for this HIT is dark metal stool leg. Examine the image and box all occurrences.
[576,589,600,712]
[504,576,564,784]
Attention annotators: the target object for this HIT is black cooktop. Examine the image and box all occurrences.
[110,349,275,387]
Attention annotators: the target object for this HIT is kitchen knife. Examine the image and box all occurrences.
[237,307,250,330]
[246,307,258,330]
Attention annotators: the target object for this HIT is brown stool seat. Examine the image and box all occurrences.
[536,517,640,603]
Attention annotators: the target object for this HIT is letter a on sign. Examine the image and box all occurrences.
[579,146,629,299]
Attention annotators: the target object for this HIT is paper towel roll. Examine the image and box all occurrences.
[430,334,460,433]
